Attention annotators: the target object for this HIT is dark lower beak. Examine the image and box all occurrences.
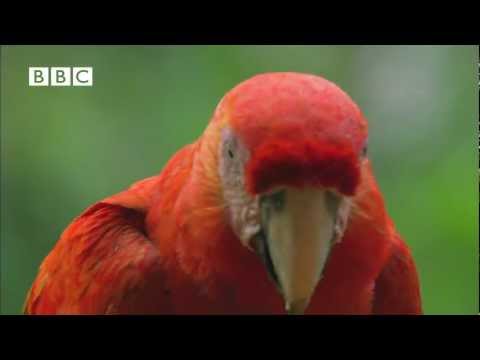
[253,229,281,292]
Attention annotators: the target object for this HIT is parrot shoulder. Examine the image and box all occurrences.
[24,198,169,314]
[372,232,422,314]
[25,143,197,314]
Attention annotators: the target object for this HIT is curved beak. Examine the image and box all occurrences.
[255,187,341,314]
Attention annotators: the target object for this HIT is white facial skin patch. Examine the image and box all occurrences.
[218,127,261,249]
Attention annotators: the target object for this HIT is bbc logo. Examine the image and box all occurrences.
[29,67,93,87]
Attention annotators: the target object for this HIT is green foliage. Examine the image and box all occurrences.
[1,45,478,314]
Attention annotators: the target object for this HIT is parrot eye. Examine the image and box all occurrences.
[361,140,368,158]
[260,190,286,214]
[228,149,235,159]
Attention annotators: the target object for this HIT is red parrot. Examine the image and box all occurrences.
[24,72,422,314]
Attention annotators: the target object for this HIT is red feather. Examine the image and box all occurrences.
[245,138,360,196]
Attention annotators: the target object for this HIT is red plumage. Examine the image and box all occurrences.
[246,138,360,196]
[24,72,422,314]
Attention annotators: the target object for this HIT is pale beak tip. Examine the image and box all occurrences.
[285,298,309,315]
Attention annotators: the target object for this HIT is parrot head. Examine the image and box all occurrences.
[208,72,368,314]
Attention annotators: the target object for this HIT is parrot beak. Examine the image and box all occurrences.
[255,187,340,315]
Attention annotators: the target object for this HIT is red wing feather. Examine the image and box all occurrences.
[24,202,168,314]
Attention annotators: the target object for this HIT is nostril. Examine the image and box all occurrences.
[325,190,341,218]
[260,189,286,213]
[270,190,286,212]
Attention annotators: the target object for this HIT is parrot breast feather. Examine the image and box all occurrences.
[372,233,422,314]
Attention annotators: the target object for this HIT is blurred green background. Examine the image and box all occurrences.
[1,45,478,314]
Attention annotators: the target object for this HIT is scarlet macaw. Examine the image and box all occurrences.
[24,72,422,314]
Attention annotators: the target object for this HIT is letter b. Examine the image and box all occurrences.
[51,67,71,86]
[29,67,49,86]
